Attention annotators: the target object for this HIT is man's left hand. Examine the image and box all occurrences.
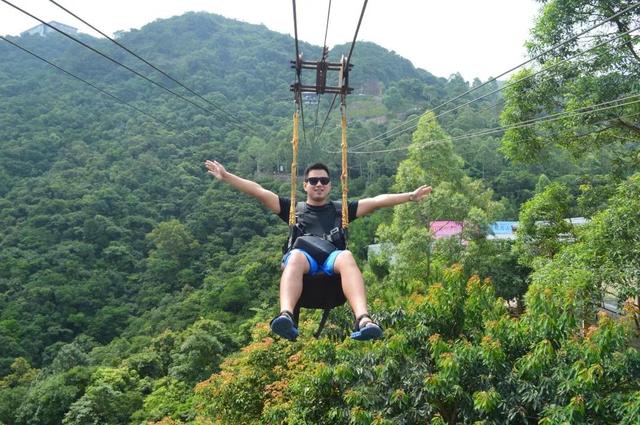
[410,185,432,202]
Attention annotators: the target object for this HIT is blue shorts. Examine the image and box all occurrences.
[282,249,343,276]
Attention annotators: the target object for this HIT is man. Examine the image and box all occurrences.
[205,159,431,341]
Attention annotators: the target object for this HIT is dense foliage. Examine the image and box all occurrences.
[196,265,640,424]
[193,128,640,423]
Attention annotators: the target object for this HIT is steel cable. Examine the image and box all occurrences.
[346,27,640,153]
[349,2,640,151]
[347,94,640,154]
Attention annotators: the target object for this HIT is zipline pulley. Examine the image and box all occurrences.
[291,54,353,96]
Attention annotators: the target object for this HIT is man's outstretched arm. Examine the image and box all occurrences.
[205,160,280,214]
[356,184,432,218]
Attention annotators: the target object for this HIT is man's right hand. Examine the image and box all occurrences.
[205,160,227,180]
[204,159,280,213]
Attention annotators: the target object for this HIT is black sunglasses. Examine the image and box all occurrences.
[306,177,330,185]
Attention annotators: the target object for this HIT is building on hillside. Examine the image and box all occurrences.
[302,93,319,105]
[486,218,586,241]
[534,216,590,242]
[368,217,586,261]
[367,242,396,263]
[566,217,588,226]
[21,21,78,37]
[487,221,518,241]
[367,222,466,262]
[430,221,464,240]
[533,217,589,227]
[357,80,383,96]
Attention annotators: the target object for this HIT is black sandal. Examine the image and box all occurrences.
[270,310,299,341]
[350,313,383,341]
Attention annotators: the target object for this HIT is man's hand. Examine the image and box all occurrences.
[410,185,432,202]
[204,160,280,213]
[205,160,227,181]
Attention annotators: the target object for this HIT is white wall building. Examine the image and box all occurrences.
[21,21,78,37]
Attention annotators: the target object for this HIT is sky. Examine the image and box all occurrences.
[0,0,541,81]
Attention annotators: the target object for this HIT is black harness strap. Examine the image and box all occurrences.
[314,309,332,338]
[292,306,333,339]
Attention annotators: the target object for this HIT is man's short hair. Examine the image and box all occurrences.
[304,163,330,180]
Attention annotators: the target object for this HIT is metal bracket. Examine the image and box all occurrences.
[290,52,353,96]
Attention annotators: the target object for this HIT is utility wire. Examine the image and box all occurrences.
[1,35,177,132]
[312,94,322,141]
[315,93,339,145]
[322,0,332,52]
[351,1,640,150]
[349,25,640,152]
[1,36,212,146]
[353,98,640,155]
[313,0,368,145]
[48,0,246,128]
[292,0,301,64]
[460,111,640,179]
[313,90,338,145]
[1,0,249,134]
[291,0,308,146]
[346,0,368,67]
[575,111,640,138]
[347,94,640,154]
[363,94,640,153]
[312,0,333,142]
[353,27,640,151]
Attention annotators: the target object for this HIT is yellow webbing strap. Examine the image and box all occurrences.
[289,110,299,226]
[340,104,349,229]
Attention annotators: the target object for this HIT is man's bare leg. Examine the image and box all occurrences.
[333,250,369,322]
[279,250,310,313]
[334,250,382,340]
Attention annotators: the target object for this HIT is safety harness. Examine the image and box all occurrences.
[284,201,346,253]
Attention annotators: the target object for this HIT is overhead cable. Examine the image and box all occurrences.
[312,0,333,142]
[1,35,176,131]
[315,93,340,145]
[347,94,640,154]
[292,0,301,64]
[345,0,368,67]
[1,0,248,133]
[291,0,308,146]
[351,1,640,150]
[322,0,332,53]
[313,0,368,144]
[349,27,640,151]
[49,0,246,127]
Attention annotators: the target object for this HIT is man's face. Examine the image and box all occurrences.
[304,169,331,204]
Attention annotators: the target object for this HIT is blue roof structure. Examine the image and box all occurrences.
[487,221,518,240]
[490,221,518,235]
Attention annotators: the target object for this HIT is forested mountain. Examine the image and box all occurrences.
[1,3,639,424]
[0,11,472,377]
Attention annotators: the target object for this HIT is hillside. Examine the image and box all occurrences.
[0,11,481,375]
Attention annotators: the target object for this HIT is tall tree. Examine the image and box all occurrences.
[380,111,503,287]
[514,182,575,267]
[501,0,640,164]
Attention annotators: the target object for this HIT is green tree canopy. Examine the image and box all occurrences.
[500,0,640,164]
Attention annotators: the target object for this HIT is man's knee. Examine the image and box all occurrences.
[334,250,358,272]
[283,250,310,271]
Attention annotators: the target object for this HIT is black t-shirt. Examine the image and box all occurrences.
[277,197,359,237]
